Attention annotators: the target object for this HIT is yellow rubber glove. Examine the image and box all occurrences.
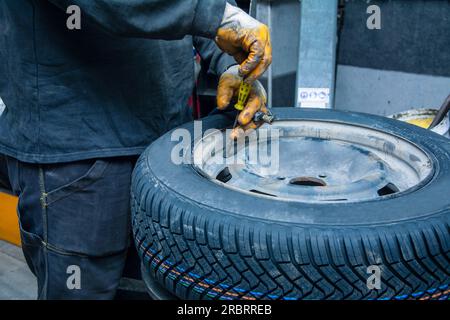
[215,3,272,84]
[217,65,268,140]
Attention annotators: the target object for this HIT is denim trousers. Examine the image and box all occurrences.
[0,155,137,299]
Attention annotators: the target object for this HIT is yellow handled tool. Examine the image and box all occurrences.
[234,82,251,111]
[233,81,275,125]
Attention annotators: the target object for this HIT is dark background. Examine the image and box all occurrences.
[338,0,450,77]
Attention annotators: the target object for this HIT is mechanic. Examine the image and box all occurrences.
[0,0,271,299]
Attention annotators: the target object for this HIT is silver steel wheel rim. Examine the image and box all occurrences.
[192,120,434,203]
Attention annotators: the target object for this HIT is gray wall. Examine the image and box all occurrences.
[335,65,450,116]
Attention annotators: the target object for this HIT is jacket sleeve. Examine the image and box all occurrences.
[193,37,236,76]
[47,0,226,39]
[193,0,237,76]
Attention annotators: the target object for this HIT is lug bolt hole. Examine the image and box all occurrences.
[289,177,327,187]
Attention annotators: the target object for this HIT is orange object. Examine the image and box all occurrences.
[0,192,21,246]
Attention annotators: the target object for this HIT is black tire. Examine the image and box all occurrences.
[131,108,450,300]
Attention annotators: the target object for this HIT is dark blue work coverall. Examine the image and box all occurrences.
[0,0,234,299]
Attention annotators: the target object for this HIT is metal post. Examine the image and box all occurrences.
[250,0,273,109]
[267,2,273,109]
[295,0,338,108]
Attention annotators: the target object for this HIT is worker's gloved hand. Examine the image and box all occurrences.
[216,3,272,84]
[217,65,268,140]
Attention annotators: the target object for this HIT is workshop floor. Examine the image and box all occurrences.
[0,240,37,300]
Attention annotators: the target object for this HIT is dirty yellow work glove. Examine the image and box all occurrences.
[217,65,268,140]
[216,3,272,84]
